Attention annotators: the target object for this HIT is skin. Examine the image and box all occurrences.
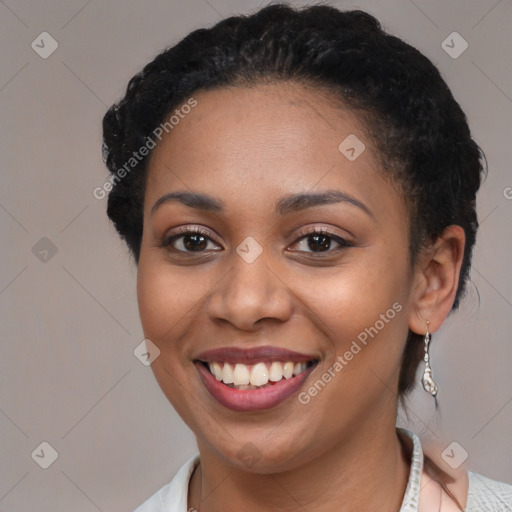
[136,82,466,511]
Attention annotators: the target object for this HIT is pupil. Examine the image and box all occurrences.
[308,235,330,252]
[184,234,207,251]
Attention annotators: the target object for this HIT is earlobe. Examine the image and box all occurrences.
[409,225,466,335]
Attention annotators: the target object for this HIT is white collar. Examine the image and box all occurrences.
[397,427,424,511]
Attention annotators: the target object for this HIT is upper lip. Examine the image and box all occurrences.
[194,345,318,364]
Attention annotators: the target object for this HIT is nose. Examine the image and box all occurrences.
[206,249,294,331]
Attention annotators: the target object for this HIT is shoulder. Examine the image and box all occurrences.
[420,436,512,510]
[466,471,512,511]
[133,455,199,512]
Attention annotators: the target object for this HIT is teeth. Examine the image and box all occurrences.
[233,364,250,385]
[250,362,269,386]
[209,362,223,381]
[293,362,307,376]
[283,362,294,379]
[222,362,234,384]
[206,360,313,387]
[269,362,283,381]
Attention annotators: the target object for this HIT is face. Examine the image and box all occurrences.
[137,82,416,472]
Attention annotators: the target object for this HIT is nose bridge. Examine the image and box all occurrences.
[207,240,292,329]
[231,244,274,297]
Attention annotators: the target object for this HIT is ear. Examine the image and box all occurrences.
[409,225,466,335]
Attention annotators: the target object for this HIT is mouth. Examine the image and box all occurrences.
[193,346,319,411]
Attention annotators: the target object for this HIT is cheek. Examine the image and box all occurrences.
[300,257,409,339]
[294,253,411,401]
[136,253,230,355]
[136,257,206,424]
[293,268,409,426]
[136,258,199,345]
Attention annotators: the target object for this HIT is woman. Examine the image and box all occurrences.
[102,3,512,511]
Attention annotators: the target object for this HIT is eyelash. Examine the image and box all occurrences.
[160,225,353,257]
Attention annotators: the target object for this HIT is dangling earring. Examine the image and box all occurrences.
[421,321,439,397]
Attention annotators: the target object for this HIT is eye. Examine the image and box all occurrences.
[161,226,222,253]
[290,227,353,255]
[160,226,352,256]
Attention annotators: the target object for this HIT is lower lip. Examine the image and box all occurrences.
[195,362,317,412]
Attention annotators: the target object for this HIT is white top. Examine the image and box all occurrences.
[134,428,512,511]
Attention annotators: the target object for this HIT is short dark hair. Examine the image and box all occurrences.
[102,3,484,405]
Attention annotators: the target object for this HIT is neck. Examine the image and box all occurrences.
[189,417,411,512]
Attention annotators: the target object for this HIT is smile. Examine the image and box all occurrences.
[193,346,319,412]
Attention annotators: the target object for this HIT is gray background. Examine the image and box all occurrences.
[1,0,511,511]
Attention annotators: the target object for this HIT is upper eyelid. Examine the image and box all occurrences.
[295,226,346,238]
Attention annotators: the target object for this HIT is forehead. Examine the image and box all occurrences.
[149,81,370,165]
[144,82,400,220]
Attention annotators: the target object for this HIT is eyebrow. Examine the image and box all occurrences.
[150,189,374,218]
